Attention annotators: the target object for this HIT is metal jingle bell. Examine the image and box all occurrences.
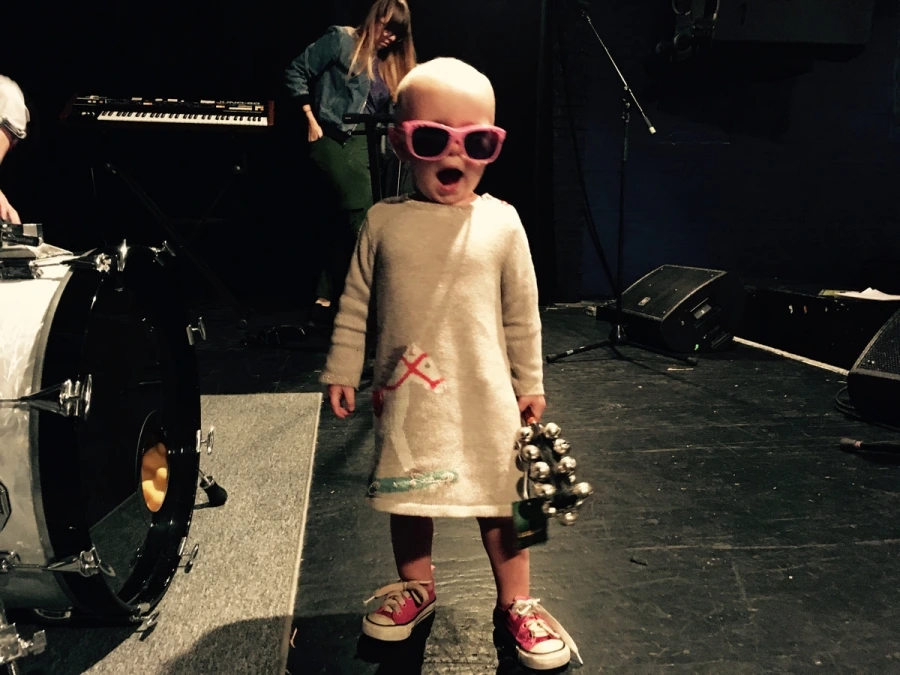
[571,481,593,500]
[541,502,557,516]
[555,456,577,475]
[515,426,535,444]
[518,444,542,463]
[542,422,561,439]
[560,510,579,526]
[552,438,571,456]
[529,461,551,481]
[535,483,556,498]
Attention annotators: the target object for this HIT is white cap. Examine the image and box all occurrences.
[0,75,29,140]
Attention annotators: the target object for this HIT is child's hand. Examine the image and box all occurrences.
[518,395,546,422]
[328,385,356,419]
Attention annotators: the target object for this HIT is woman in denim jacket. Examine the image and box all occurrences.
[285,0,416,310]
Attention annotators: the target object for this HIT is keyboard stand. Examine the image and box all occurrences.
[343,113,396,203]
[98,158,251,326]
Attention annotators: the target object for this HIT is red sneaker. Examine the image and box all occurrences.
[362,579,436,641]
[497,596,582,670]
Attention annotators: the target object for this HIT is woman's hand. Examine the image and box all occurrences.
[307,118,324,143]
[0,189,20,224]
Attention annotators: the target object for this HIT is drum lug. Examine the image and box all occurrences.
[196,426,215,455]
[59,375,92,419]
[93,252,113,273]
[44,546,115,578]
[0,546,113,579]
[0,599,47,669]
[0,552,20,574]
[1,375,93,419]
[177,538,200,573]
[186,317,208,345]
[116,240,129,272]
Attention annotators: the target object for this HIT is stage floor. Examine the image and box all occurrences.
[20,306,898,674]
[283,308,900,675]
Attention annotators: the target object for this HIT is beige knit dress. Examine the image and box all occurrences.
[320,194,544,518]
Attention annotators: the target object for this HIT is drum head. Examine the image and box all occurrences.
[37,246,200,620]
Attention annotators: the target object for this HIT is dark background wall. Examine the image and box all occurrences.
[1,0,553,307]
[553,0,900,302]
[4,1,897,307]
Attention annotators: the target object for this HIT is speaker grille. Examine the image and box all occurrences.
[857,315,900,375]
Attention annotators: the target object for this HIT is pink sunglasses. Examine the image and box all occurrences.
[394,121,507,164]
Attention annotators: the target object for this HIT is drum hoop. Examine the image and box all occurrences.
[36,250,201,618]
[29,267,79,577]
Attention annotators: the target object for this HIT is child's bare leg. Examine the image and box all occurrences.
[478,516,529,609]
[391,514,435,581]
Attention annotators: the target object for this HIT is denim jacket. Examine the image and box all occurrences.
[284,26,374,139]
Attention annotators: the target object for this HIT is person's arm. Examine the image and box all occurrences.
[0,130,19,223]
[500,206,544,399]
[321,214,377,395]
[285,27,343,141]
[0,127,10,164]
[0,188,19,224]
[0,75,29,223]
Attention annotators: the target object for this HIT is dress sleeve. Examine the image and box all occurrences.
[284,27,343,107]
[500,207,544,397]
[320,216,376,388]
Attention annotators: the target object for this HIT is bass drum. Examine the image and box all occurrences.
[0,244,202,622]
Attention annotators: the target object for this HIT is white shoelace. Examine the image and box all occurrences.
[364,579,433,614]
[510,597,583,665]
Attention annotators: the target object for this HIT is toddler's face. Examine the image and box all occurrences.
[391,83,497,206]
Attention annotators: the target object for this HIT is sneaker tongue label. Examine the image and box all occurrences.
[512,497,549,549]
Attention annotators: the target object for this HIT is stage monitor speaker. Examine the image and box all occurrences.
[847,310,900,428]
[611,265,746,354]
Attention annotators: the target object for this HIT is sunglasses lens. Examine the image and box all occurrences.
[410,126,450,158]
[464,130,500,160]
[386,20,407,38]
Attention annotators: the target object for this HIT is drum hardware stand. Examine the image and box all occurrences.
[343,113,395,204]
[134,610,160,637]
[196,427,228,507]
[0,598,46,675]
[546,5,696,367]
[98,161,251,327]
[0,375,93,419]
[198,471,228,507]
[0,547,115,578]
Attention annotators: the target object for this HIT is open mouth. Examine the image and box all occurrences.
[437,168,463,186]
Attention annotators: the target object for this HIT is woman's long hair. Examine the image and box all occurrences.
[348,0,416,99]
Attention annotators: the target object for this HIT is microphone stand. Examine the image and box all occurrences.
[546,6,695,366]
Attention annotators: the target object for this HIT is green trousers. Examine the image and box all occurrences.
[308,130,372,302]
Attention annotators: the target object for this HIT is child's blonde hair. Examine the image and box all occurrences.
[395,57,494,120]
